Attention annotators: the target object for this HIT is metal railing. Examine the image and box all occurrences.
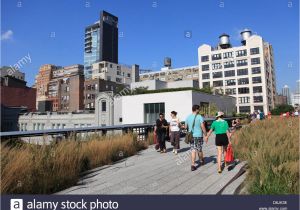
[0,117,246,141]
[0,123,155,141]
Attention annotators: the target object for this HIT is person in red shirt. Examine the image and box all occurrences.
[267,111,272,119]
[286,112,290,118]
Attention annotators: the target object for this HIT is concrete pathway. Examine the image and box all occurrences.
[58,135,246,195]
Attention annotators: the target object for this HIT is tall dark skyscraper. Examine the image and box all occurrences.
[84,11,118,78]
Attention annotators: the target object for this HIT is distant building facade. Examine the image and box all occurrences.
[91,61,139,85]
[84,11,118,78]
[274,94,287,106]
[291,80,300,108]
[282,85,291,105]
[0,66,25,80]
[84,78,126,109]
[139,65,199,83]
[35,64,84,112]
[198,29,276,114]
[1,67,36,131]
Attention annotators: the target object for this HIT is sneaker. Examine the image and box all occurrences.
[191,165,197,171]
[172,149,175,153]
[174,150,178,155]
[163,149,166,153]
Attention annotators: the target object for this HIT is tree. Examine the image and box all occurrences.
[271,104,294,115]
[208,103,218,117]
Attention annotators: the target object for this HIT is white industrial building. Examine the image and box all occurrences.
[198,29,276,114]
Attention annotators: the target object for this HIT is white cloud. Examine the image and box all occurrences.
[1,30,13,41]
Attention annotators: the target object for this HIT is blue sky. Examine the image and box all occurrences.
[1,0,299,92]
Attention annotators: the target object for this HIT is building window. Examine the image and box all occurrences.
[252,76,262,84]
[223,52,233,59]
[239,97,250,104]
[253,86,263,93]
[212,63,222,70]
[236,49,247,57]
[238,78,249,85]
[127,73,131,78]
[251,57,260,65]
[212,53,222,61]
[201,55,209,62]
[224,70,235,77]
[250,47,260,55]
[236,59,248,67]
[144,103,165,123]
[225,88,236,95]
[202,82,210,88]
[102,101,107,112]
[254,106,264,111]
[213,80,223,87]
[202,73,210,80]
[202,64,209,71]
[237,68,248,76]
[254,96,263,103]
[212,71,222,78]
[116,78,122,83]
[33,123,36,130]
[252,67,261,74]
[225,79,236,86]
[238,87,250,94]
[239,106,250,113]
[224,61,235,68]
[107,76,111,81]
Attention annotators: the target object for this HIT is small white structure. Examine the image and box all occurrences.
[19,90,235,131]
[117,90,235,124]
[130,80,199,90]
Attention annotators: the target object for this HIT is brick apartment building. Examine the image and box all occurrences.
[35,64,84,112]
[1,67,36,131]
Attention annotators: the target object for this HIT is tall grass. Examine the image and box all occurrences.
[232,117,299,194]
[1,133,151,194]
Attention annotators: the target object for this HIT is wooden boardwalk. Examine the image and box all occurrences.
[58,135,246,195]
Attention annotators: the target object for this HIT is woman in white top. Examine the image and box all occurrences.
[169,111,181,154]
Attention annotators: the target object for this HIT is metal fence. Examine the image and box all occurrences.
[0,117,246,142]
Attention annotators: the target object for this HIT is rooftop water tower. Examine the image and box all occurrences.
[240,28,252,45]
[164,57,172,68]
[219,33,231,49]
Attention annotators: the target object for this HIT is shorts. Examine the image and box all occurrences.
[190,137,203,152]
[215,133,229,147]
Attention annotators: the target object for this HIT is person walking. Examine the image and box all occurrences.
[156,113,168,153]
[184,105,207,171]
[205,111,231,174]
[169,111,181,155]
